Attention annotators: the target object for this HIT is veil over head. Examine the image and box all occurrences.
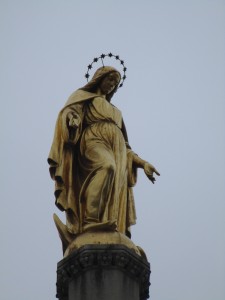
[64,66,121,107]
[81,66,121,90]
[81,66,121,101]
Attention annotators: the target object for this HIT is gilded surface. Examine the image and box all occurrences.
[48,66,159,255]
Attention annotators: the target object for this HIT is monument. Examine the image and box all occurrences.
[48,53,160,300]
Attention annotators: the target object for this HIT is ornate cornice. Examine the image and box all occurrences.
[56,244,151,300]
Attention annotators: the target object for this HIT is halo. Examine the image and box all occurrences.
[85,53,127,88]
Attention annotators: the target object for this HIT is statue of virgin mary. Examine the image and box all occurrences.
[48,66,159,253]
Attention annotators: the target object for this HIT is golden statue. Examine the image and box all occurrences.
[48,59,159,256]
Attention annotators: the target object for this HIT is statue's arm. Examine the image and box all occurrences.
[132,154,160,184]
[121,118,160,184]
[61,104,84,145]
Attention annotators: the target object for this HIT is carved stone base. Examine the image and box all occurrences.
[56,244,151,300]
[63,231,143,257]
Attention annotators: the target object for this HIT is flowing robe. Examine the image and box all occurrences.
[48,90,137,236]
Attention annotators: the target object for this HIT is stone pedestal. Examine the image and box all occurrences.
[56,244,151,300]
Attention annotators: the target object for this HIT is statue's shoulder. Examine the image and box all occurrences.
[64,90,97,108]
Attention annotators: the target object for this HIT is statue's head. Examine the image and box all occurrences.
[81,66,121,101]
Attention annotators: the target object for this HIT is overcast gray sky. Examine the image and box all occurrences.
[1,1,225,299]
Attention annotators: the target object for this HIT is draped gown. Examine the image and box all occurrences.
[48,93,137,237]
[79,96,129,233]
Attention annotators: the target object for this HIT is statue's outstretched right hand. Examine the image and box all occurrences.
[68,113,80,128]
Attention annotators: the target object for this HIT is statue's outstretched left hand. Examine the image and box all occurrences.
[144,162,160,184]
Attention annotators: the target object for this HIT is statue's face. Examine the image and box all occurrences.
[99,72,120,95]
